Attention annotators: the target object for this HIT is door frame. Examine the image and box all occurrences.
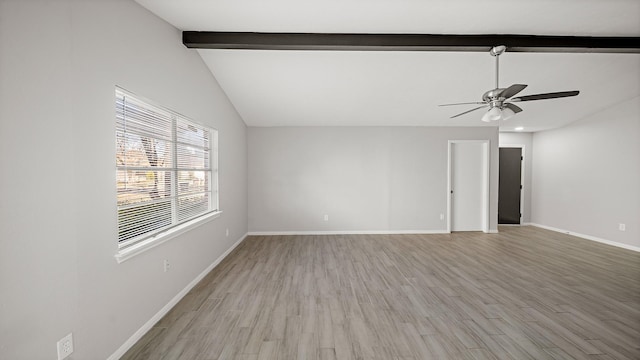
[499,144,526,225]
[447,140,490,233]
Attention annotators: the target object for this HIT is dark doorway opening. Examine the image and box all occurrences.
[499,147,522,224]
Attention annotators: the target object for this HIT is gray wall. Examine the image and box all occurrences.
[0,1,248,359]
[499,132,533,223]
[531,97,639,248]
[248,126,499,233]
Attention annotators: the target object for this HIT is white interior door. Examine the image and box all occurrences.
[448,140,489,232]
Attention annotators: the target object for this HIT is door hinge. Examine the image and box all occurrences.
[520,185,523,189]
[521,156,523,160]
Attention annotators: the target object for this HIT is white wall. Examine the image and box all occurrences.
[499,132,533,223]
[249,126,499,233]
[0,0,247,359]
[531,97,639,248]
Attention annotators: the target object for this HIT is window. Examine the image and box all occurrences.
[115,88,218,253]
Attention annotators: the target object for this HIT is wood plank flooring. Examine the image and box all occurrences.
[121,226,640,360]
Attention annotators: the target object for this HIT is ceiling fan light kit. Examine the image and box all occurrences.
[482,106,516,122]
[440,45,580,123]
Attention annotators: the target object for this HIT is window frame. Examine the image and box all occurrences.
[114,88,220,262]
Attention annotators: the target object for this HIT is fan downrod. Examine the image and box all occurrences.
[489,45,506,89]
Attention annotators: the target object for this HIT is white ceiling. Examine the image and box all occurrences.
[135,0,640,131]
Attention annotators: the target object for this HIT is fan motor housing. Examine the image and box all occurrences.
[482,88,506,102]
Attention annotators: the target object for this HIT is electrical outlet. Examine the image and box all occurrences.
[323,214,329,221]
[226,228,229,237]
[619,223,626,231]
[163,259,170,272]
[56,333,73,360]
[440,213,444,220]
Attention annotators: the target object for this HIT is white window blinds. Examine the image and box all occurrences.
[115,89,218,248]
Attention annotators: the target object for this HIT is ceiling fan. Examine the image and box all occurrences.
[440,45,579,122]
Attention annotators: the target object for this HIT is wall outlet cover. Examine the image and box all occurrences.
[57,333,73,360]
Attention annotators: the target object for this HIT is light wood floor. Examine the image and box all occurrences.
[122,226,640,360]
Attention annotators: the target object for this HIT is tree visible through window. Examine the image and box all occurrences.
[115,88,218,248]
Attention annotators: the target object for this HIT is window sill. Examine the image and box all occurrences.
[115,210,222,263]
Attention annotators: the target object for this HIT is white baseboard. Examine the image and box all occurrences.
[528,223,640,252]
[107,232,249,360]
[247,230,449,236]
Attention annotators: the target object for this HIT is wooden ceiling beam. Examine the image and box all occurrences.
[183,32,640,53]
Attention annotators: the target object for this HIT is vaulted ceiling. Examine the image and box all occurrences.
[135,0,640,132]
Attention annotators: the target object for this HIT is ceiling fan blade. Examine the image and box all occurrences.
[504,103,523,114]
[511,90,580,102]
[500,84,528,99]
[450,105,488,118]
[439,101,486,107]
